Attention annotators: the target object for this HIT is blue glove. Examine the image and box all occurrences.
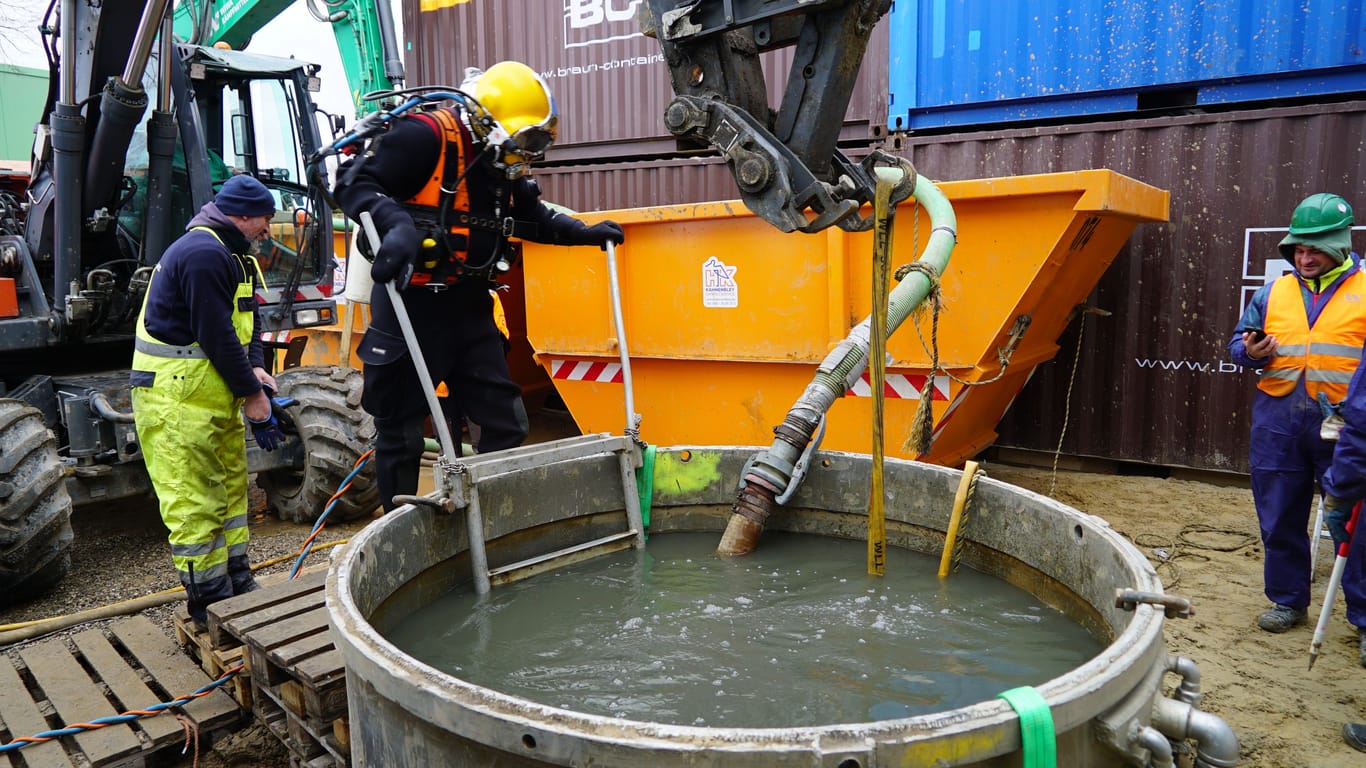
[1325,496,1354,548]
[249,412,286,451]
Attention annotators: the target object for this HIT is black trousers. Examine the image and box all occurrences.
[358,282,528,510]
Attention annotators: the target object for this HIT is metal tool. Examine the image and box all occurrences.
[1309,500,1361,670]
[355,212,460,494]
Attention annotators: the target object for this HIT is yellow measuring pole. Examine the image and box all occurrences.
[868,177,896,576]
[939,460,981,578]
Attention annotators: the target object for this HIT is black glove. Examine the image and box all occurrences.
[1325,496,1354,548]
[372,223,421,286]
[249,411,286,451]
[270,396,298,434]
[582,220,625,247]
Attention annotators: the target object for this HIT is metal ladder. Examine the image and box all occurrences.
[440,433,646,594]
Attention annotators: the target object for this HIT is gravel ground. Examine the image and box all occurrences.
[1,483,378,768]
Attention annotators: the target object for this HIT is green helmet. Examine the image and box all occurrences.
[1289,193,1354,235]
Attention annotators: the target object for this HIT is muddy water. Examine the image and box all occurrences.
[385,532,1099,728]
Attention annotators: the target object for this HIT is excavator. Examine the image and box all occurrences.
[0,0,402,601]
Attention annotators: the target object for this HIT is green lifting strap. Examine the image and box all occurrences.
[997,686,1057,768]
[635,444,656,537]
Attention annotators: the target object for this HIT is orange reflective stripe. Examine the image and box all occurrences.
[1259,270,1366,401]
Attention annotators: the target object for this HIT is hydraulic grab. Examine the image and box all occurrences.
[639,0,892,233]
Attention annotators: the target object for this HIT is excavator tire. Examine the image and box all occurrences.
[258,366,380,524]
[0,399,74,604]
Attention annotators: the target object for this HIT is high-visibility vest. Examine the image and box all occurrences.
[1257,270,1366,401]
[131,227,256,385]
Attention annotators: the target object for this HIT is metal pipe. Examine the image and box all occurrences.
[604,240,638,436]
[89,393,135,423]
[1135,725,1174,768]
[373,0,406,86]
[51,0,84,311]
[143,15,178,264]
[122,0,173,88]
[717,167,956,556]
[1166,655,1202,707]
[1152,696,1240,768]
[84,0,172,216]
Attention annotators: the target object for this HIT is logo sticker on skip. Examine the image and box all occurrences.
[702,256,738,308]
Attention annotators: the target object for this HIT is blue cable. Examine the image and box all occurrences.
[0,666,241,753]
[288,453,372,580]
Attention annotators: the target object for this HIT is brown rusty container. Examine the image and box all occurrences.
[399,0,889,157]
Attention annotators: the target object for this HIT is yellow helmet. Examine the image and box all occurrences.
[472,61,558,158]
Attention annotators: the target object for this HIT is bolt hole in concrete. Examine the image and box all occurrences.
[522,734,536,749]
[1074,524,1084,541]
[836,760,861,768]
[384,533,1098,728]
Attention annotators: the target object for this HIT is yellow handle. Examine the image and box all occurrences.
[939,460,980,578]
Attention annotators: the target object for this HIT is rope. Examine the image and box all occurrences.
[1131,524,1255,589]
[899,260,942,457]
[1048,309,1089,498]
[0,663,243,754]
[950,466,985,574]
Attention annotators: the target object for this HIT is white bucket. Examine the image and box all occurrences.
[343,234,374,304]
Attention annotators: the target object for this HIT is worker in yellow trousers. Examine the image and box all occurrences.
[131,176,288,624]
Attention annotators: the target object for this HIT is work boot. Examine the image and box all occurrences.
[227,555,261,596]
[1344,723,1366,753]
[1256,604,1307,633]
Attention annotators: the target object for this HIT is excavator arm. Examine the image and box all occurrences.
[640,0,892,234]
[171,0,404,115]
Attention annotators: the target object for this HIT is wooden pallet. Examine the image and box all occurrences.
[208,570,350,768]
[172,609,252,711]
[0,615,242,768]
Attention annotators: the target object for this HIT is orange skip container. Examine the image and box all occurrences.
[521,169,1168,465]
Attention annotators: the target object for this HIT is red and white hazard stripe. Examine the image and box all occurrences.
[261,330,291,343]
[549,359,623,384]
[929,387,970,439]
[847,372,950,401]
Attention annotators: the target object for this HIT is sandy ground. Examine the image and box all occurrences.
[988,462,1362,768]
[4,413,1361,767]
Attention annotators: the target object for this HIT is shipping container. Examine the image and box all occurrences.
[900,100,1366,473]
[0,65,47,164]
[888,0,1366,130]
[400,0,889,158]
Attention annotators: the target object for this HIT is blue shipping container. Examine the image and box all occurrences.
[888,0,1366,130]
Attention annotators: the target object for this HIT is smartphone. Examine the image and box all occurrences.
[1248,330,1266,342]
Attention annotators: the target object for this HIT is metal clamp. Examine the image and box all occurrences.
[775,415,827,506]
